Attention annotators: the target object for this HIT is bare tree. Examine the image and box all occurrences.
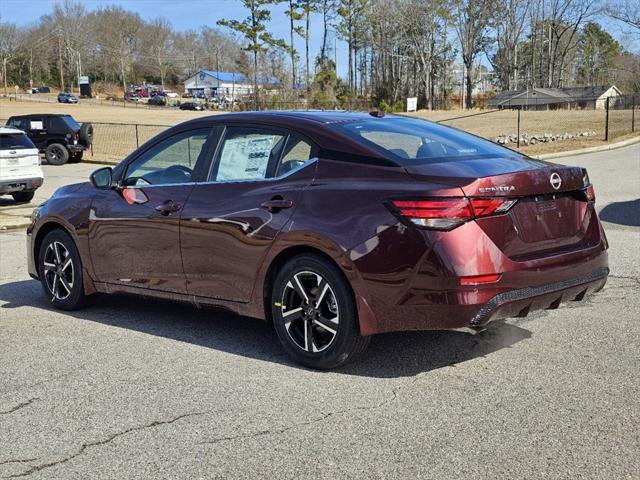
[0,22,20,94]
[488,0,530,91]
[453,0,495,109]
[145,18,174,89]
[604,0,640,32]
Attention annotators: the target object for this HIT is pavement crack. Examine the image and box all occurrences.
[0,398,39,415]
[608,274,640,285]
[199,376,424,447]
[3,412,204,479]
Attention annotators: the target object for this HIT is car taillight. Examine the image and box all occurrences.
[389,197,517,230]
[585,185,595,202]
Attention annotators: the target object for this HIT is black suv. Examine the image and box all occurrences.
[5,114,93,165]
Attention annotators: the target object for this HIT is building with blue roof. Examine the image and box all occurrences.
[183,70,279,100]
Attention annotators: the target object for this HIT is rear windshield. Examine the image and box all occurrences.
[334,116,515,165]
[62,116,81,130]
[0,134,35,150]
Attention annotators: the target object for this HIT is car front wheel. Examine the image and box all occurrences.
[271,254,370,369]
[38,230,88,310]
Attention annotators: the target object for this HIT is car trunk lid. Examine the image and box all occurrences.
[404,157,598,259]
[0,148,40,172]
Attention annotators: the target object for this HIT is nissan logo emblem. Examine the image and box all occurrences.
[550,172,562,190]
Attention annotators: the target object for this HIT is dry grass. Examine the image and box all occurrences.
[1,97,637,162]
[0,97,218,125]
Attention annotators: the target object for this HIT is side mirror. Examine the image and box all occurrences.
[90,167,114,189]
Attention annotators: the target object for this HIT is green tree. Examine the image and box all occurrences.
[284,1,304,90]
[577,22,621,86]
[218,0,287,108]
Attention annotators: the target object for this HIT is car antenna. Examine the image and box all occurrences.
[369,110,385,118]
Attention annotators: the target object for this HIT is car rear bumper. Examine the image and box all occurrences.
[468,267,608,326]
[0,176,43,194]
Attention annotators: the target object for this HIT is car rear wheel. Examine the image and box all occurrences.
[271,254,370,369]
[45,143,69,165]
[11,191,35,203]
[38,230,87,310]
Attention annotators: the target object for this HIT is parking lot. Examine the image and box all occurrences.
[0,144,639,479]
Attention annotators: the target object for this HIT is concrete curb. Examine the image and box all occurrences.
[535,135,640,160]
[0,219,30,231]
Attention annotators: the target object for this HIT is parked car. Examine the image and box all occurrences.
[165,91,179,98]
[57,92,78,104]
[0,126,43,203]
[150,91,166,98]
[124,92,139,102]
[26,111,609,369]
[179,102,203,111]
[26,88,39,94]
[37,86,51,93]
[134,88,149,98]
[148,96,166,106]
[5,114,93,165]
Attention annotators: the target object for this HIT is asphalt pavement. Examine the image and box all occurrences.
[0,145,638,479]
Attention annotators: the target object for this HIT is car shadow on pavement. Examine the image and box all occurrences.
[599,198,640,227]
[0,279,532,378]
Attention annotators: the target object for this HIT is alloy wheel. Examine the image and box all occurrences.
[50,147,62,161]
[280,271,339,353]
[43,241,74,300]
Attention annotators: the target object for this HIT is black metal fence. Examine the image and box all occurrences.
[437,93,639,150]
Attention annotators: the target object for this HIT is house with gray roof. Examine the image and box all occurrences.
[489,85,622,110]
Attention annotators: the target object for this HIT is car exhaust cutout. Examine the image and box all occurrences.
[388,197,518,231]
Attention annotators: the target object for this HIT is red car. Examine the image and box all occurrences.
[26,112,608,369]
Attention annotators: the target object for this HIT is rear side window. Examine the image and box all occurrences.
[212,127,286,182]
[334,117,514,165]
[62,116,80,130]
[0,134,35,150]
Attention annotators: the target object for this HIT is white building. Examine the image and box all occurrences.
[184,70,276,100]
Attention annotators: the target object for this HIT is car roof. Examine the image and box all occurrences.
[8,113,73,119]
[193,110,387,125]
[0,126,26,135]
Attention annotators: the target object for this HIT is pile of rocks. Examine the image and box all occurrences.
[495,131,597,145]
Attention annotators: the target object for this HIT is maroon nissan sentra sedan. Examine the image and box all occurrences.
[27,111,608,369]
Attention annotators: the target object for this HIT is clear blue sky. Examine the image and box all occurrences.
[1,0,636,79]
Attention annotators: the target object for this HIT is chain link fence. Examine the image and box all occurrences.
[88,123,168,163]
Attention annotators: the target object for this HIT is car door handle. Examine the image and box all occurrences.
[261,197,294,212]
[155,200,182,216]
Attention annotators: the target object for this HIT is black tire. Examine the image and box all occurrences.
[11,191,35,203]
[79,123,93,146]
[45,143,69,165]
[69,151,83,163]
[271,254,370,369]
[38,230,88,310]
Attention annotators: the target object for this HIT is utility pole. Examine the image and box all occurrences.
[57,29,65,91]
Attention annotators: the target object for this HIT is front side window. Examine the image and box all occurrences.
[7,118,28,131]
[123,128,211,186]
[212,127,285,182]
